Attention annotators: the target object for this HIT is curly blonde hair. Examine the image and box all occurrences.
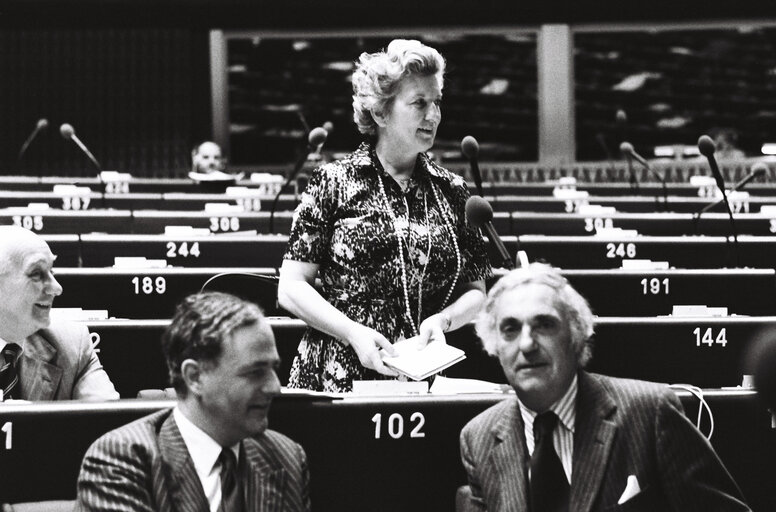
[351,39,445,136]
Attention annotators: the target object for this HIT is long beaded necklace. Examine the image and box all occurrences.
[377,168,462,336]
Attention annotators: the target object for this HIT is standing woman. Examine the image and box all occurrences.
[278,39,492,392]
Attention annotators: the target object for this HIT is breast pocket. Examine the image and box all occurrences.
[331,208,394,267]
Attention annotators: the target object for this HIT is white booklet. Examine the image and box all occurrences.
[380,336,466,381]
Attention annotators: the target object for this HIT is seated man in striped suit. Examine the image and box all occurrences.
[459,263,750,512]
[0,226,118,401]
[76,292,310,511]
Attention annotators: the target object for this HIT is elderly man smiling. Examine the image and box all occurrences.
[0,226,117,401]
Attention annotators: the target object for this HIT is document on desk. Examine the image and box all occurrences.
[381,337,466,381]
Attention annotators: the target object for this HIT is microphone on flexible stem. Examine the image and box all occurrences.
[60,123,106,209]
[620,142,667,211]
[200,272,281,313]
[465,196,516,269]
[18,118,48,162]
[461,135,484,197]
[268,127,328,234]
[698,134,739,267]
[619,140,640,191]
[693,163,767,232]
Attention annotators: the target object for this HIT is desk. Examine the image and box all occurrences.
[54,267,776,318]
[84,316,776,398]
[79,234,288,267]
[0,391,772,511]
[510,234,776,269]
[55,267,282,319]
[511,212,776,237]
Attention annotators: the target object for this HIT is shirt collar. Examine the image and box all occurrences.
[173,407,240,479]
[353,140,446,182]
[517,373,578,434]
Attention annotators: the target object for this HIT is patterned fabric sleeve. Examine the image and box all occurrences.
[448,178,493,283]
[283,163,339,264]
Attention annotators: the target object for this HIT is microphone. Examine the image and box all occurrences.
[694,163,767,225]
[620,142,667,210]
[199,271,281,313]
[698,134,739,266]
[269,127,328,234]
[60,123,103,172]
[18,118,48,162]
[618,140,639,190]
[461,135,484,197]
[732,162,767,191]
[200,271,279,293]
[60,123,105,208]
[465,196,514,269]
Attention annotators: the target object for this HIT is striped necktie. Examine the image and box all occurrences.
[218,447,244,512]
[0,343,22,400]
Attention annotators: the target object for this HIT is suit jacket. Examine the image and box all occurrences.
[459,372,751,512]
[76,408,311,512]
[18,320,119,401]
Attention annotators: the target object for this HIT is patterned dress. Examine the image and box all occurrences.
[284,141,492,392]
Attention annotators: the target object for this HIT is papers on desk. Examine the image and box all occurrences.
[429,376,509,395]
[381,337,466,381]
[188,170,244,182]
[51,308,109,321]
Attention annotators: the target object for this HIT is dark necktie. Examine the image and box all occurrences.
[530,411,569,512]
[0,343,22,400]
[218,447,244,512]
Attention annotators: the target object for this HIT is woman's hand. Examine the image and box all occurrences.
[344,323,399,376]
[417,313,450,349]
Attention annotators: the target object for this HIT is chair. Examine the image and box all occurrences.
[136,387,177,399]
[456,485,481,512]
[2,501,76,512]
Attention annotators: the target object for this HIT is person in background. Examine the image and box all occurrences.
[278,39,492,392]
[76,292,310,511]
[710,127,746,160]
[191,140,225,174]
[460,263,750,511]
[0,226,118,401]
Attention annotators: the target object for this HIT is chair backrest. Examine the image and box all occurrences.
[136,387,177,399]
[456,485,480,512]
[2,501,76,512]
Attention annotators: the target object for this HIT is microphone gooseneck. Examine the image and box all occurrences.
[461,135,483,197]
[465,196,514,269]
[60,122,106,208]
[697,134,739,267]
[269,127,328,234]
[620,141,667,211]
[18,118,49,162]
[618,141,640,191]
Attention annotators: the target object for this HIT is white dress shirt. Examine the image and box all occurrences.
[517,374,578,483]
[173,407,240,512]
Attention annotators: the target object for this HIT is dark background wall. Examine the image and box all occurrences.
[0,29,210,177]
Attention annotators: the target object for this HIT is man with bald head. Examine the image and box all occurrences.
[191,141,225,174]
[0,226,118,401]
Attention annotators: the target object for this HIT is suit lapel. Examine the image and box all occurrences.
[19,332,63,400]
[158,414,210,512]
[243,438,287,512]
[489,398,529,512]
[570,372,618,512]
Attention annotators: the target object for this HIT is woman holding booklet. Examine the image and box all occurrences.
[278,39,491,392]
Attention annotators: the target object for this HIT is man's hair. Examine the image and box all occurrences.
[351,39,445,136]
[163,292,264,396]
[475,263,595,367]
